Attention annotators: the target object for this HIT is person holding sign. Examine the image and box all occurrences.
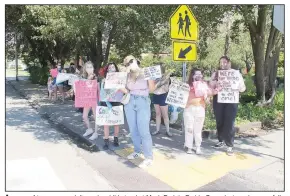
[81,61,100,140]
[151,65,172,137]
[120,56,156,168]
[184,68,216,155]
[99,62,123,149]
[210,56,246,156]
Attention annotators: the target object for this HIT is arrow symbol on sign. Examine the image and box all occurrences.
[178,45,192,58]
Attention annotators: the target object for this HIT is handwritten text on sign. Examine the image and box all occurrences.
[104,72,127,89]
[218,70,240,103]
[75,80,98,108]
[143,65,162,80]
[95,106,124,125]
[165,79,190,108]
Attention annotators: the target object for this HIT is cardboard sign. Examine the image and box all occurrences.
[68,74,80,86]
[104,72,127,89]
[143,65,162,80]
[55,73,70,84]
[101,89,123,102]
[95,106,124,125]
[75,80,98,108]
[165,79,190,108]
[217,70,240,103]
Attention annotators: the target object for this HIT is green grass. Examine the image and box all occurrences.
[6,69,30,77]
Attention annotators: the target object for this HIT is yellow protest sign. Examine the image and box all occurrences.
[170,5,199,41]
[172,41,197,62]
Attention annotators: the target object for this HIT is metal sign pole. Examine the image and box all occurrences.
[181,62,186,135]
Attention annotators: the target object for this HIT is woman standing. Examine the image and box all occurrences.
[151,64,172,137]
[100,62,123,149]
[184,68,216,154]
[121,56,156,168]
[210,56,246,156]
[81,61,99,141]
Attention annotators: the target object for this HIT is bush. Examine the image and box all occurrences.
[28,66,49,85]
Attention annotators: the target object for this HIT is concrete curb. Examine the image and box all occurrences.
[7,81,99,151]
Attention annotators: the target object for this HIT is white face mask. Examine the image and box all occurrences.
[193,71,203,81]
[57,66,61,69]
[127,59,139,73]
[108,64,116,73]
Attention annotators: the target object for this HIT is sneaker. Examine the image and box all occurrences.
[196,147,202,155]
[127,152,140,160]
[213,141,225,148]
[103,139,109,150]
[89,132,98,140]
[151,130,160,135]
[113,137,119,147]
[83,128,94,137]
[139,159,153,168]
[186,148,193,154]
[166,131,173,137]
[226,147,234,156]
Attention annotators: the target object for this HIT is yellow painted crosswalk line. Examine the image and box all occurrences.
[114,147,261,190]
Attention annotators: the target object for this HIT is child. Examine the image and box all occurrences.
[47,77,55,101]
[184,68,217,155]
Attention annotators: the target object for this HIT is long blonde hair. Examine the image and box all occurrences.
[82,61,94,79]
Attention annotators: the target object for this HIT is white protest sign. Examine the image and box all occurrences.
[68,74,80,86]
[143,65,162,80]
[104,72,127,89]
[55,73,70,84]
[95,106,124,125]
[217,70,240,103]
[165,79,190,108]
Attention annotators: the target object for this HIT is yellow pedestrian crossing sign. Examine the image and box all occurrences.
[170,5,199,41]
[172,41,197,62]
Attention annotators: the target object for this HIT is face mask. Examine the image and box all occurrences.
[108,65,116,73]
[57,66,61,69]
[193,75,202,81]
[127,59,139,73]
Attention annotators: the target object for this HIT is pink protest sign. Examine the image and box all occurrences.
[193,81,209,98]
[50,68,58,78]
[75,80,99,108]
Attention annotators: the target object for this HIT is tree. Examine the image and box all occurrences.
[236,5,283,104]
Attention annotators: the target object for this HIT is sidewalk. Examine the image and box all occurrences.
[6,80,285,191]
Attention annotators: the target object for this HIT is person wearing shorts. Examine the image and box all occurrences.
[151,64,172,137]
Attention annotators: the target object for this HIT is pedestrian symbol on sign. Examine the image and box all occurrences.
[170,5,198,41]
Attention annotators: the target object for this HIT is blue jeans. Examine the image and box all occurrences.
[124,94,153,159]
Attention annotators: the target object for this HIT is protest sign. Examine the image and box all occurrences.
[95,106,124,125]
[143,65,162,80]
[217,70,240,103]
[75,80,98,108]
[104,72,127,89]
[101,88,123,102]
[165,79,190,108]
[68,74,80,86]
[55,73,70,84]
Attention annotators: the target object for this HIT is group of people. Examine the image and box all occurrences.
[47,55,246,168]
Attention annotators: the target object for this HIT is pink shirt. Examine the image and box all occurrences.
[127,78,149,96]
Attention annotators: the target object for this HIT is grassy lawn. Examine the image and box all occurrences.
[6,69,30,77]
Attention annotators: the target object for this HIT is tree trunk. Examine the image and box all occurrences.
[95,30,103,70]
[248,5,268,102]
[15,32,19,81]
[103,22,117,66]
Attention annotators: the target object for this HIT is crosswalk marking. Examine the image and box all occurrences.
[115,147,260,190]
